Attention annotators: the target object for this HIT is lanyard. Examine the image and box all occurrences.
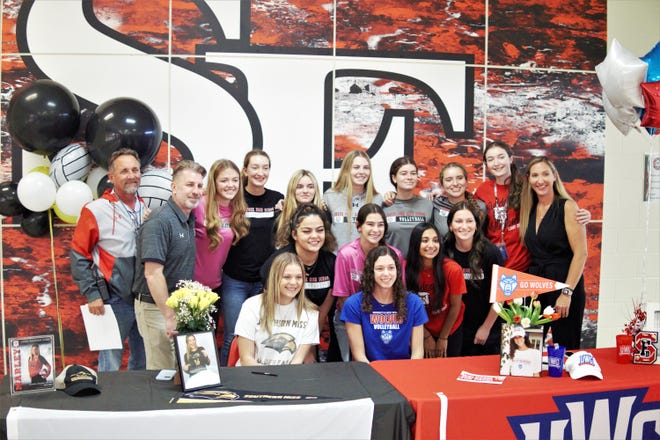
[493,183,507,242]
[114,191,143,231]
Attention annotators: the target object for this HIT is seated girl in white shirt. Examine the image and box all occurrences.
[235,252,319,366]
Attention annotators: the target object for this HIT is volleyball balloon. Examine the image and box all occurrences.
[85,167,109,198]
[49,143,92,188]
[138,168,172,209]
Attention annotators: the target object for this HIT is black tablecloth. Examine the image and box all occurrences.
[1,362,414,440]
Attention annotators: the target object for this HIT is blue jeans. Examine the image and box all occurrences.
[98,296,146,371]
[333,312,350,362]
[220,274,262,366]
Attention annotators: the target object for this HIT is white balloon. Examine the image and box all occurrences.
[17,172,57,212]
[595,39,648,108]
[85,166,109,199]
[603,92,639,135]
[55,180,93,218]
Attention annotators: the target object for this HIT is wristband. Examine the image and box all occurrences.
[439,337,448,340]
[561,287,573,297]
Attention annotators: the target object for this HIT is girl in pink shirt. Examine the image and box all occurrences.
[332,203,403,361]
[193,159,249,328]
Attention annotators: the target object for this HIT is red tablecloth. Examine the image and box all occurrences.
[372,348,660,439]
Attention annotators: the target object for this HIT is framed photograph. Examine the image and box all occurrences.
[9,334,56,395]
[499,324,543,377]
[174,331,222,392]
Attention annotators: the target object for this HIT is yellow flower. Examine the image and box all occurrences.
[165,296,178,308]
[167,280,219,332]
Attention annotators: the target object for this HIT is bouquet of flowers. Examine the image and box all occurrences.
[492,295,560,328]
[622,300,647,336]
[165,280,219,332]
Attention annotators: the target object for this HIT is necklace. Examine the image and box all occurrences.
[303,261,317,277]
[536,203,551,220]
[297,248,319,277]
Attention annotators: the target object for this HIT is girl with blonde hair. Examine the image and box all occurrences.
[235,252,319,365]
[274,169,325,249]
[323,150,382,249]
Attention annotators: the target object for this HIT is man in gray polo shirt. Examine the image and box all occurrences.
[133,160,206,370]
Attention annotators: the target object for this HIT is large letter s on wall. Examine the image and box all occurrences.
[16,0,260,172]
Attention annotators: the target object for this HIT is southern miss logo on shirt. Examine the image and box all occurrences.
[262,333,296,353]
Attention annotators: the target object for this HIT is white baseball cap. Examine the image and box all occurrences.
[511,326,526,338]
[565,351,603,380]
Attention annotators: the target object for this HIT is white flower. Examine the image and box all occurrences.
[543,306,555,315]
[492,303,502,314]
[521,317,531,328]
[513,297,524,305]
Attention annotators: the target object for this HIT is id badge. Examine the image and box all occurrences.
[497,242,508,260]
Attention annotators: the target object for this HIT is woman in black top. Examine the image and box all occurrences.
[261,203,337,362]
[519,157,587,349]
[444,201,504,356]
[220,150,284,365]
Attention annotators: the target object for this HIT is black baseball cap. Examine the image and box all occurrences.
[55,365,101,396]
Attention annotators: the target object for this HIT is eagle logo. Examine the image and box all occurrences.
[263,333,296,353]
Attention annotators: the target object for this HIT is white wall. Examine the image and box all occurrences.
[599,0,660,347]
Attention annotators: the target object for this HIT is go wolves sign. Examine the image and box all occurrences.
[489,265,568,303]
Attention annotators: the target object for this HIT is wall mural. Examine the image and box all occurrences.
[0,0,605,372]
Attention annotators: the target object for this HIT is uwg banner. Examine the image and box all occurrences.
[489,265,568,303]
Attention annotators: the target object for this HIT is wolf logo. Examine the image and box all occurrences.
[381,330,393,345]
[499,274,518,297]
[263,333,297,354]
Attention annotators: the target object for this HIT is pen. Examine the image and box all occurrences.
[251,371,278,377]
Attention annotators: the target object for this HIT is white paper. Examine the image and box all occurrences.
[80,305,123,350]
[456,370,506,385]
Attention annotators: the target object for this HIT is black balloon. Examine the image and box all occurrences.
[97,176,114,197]
[21,210,50,238]
[7,79,80,156]
[0,181,27,217]
[85,98,162,169]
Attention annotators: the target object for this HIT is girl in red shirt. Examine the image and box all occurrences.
[405,223,467,357]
